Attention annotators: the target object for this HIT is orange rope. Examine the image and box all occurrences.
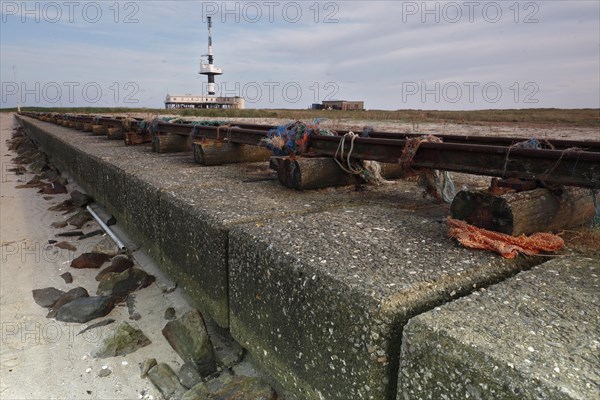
[448,218,564,259]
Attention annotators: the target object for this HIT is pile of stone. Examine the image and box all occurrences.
[17,125,277,400]
[144,310,276,400]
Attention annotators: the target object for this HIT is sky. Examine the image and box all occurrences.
[1,0,599,110]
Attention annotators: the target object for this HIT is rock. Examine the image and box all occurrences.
[29,153,49,173]
[55,241,77,251]
[95,255,134,281]
[13,149,36,164]
[10,166,28,175]
[67,210,92,228]
[178,362,203,389]
[42,167,61,181]
[48,200,74,212]
[162,310,217,377]
[92,237,120,257]
[97,368,112,378]
[165,307,176,320]
[140,358,157,379]
[55,296,115,323]
[78,230,104,240]
[50,221,68,229]
[48,239,57,244]
[130,312,141,321]
[127,294,141,320]
[52,176,69,187]
[32,287,65,308]
[40,181,67,195]
[232,360,259,378]
[183,375,276,400]
[71,253,111,269]
[60,272,73,283]
[181,382,209,400]
[96,268,155,299]
[77,319,116,336]
[62,207,77,216]
[211,332,245,369]
[70,190,93,207]
[147,363,188,400]
[56,231,84,237]
[16,175,46,188]
[46,287,89,318]
[93,321,151,358]
[160,283,178,294]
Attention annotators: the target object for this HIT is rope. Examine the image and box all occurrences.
[189,125,197,144]
[226,125,234,142]
[334,132,362,175]
[439,170,457,203]
[399,135,456,203]
[333,132,387,184]
[400,135,442,169]
[121,117,135,131]
[503,139,539,177]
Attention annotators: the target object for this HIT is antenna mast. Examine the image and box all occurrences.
[199,16,223,95]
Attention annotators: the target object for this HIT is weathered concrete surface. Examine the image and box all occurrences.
[19,115,584,400]
[398,257,600,400]
[16,115,443,331]
[229,207,536,399]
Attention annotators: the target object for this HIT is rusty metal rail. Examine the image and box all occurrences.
[158,119,600,151]
[20,111,600,189]
[31,111,600,151]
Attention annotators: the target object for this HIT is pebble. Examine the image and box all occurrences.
[55,296,115,323]
[97,267,155,300]
[71,252,111,269]
[140,358,157,379]
[60,272,73,284]
[164,307,176,320]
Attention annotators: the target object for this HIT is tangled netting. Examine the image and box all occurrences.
[262,122,460,193]
[261,121,336,156]
[399,135,456,203]
[448,218,565,259]
[127,117,227,136]
[261,122,389,184]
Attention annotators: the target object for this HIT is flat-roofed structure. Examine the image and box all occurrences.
[321,100,364,111]
[165,95,244,109]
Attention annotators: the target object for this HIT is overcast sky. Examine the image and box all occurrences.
[1,1,599,110]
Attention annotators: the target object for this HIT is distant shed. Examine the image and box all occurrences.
[321,100,364,111]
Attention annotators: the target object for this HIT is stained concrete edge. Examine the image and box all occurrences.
[228,206,539,400]
[398,256,600,400]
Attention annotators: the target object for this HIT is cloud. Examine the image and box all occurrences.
[1,1,598,109]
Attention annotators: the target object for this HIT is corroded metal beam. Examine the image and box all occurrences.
[20,111,600,188]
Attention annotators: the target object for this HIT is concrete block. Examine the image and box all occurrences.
[157,193,230,327]
[229,207,533,400]
[398,257,599,400]
[123,174,163,261]
[98,163,127,223]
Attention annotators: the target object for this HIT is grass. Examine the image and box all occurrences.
[2,107,599,127]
